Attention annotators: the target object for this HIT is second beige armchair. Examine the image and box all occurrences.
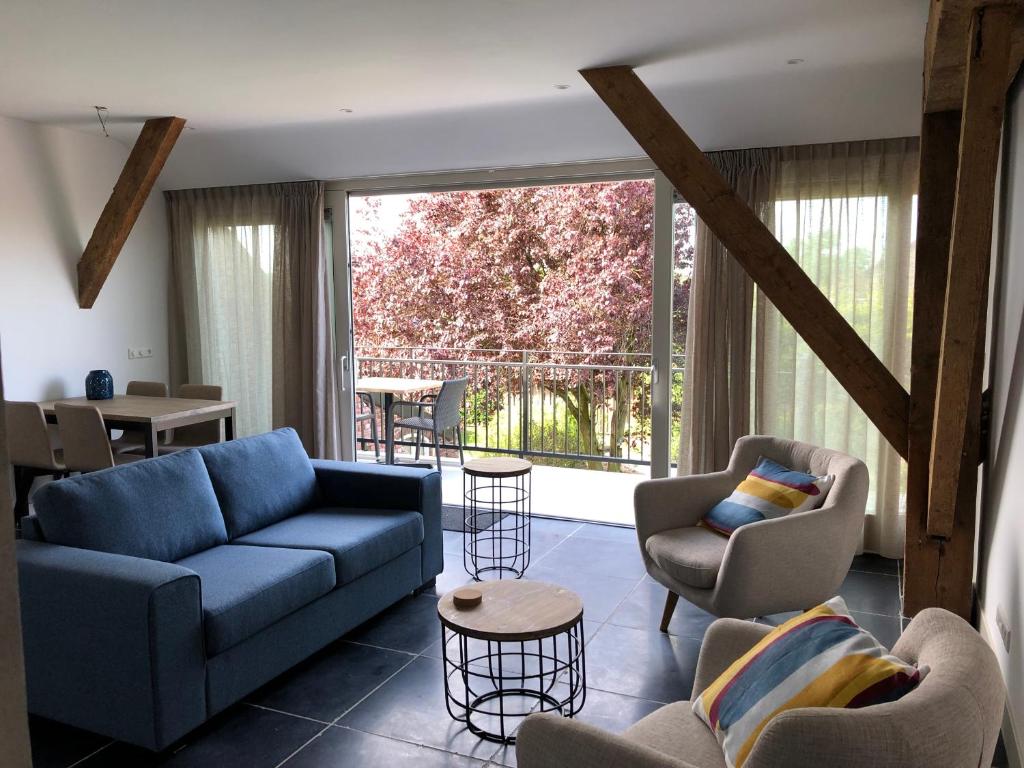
[636,435,869,627]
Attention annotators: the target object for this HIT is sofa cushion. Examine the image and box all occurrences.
[199,428,319,539]
[32,449,227,562]
[646,526,728,589]
[175,544,335,656]
[233,507,424,585]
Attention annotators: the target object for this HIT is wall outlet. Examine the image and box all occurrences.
[996,604,1012,654]
[128,347,153,360]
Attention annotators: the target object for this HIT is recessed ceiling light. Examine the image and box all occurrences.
[786,58,805,65]
[553,84,571,90]
[338,108,354,113]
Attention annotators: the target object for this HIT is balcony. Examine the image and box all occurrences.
[354,346,684,525]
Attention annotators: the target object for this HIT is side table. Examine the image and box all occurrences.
[462,457,532,580]
[438,580,587,744]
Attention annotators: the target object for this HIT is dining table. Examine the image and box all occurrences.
[39,394,237,458]
[354,376,443,463]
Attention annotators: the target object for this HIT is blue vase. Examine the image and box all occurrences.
[85,370,114,400]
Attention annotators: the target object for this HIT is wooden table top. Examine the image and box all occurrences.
[437,580,583,642]
[463,457,533,478]
[355,377,444,395]
[39,395,236,424]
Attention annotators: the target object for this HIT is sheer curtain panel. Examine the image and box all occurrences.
[167,181,339,458]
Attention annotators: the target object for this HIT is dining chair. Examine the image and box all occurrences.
[5,401,67,526]
[156,384,224,453]
[56,403,144,473]
[355,391,381,459]
[387,377,468,469]
[110,380,170,454]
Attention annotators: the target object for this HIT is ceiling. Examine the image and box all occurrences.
[0,0,928,187]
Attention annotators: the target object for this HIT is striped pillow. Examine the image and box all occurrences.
[701,457,833,537]
[694,597,925,768]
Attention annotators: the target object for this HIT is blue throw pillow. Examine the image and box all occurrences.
[702,457,834,537]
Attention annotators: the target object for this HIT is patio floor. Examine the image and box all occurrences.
[358,453,648,526]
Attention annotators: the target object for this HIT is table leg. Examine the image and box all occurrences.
[144,424,159,459]
[225,408,236,442]
[384,393,394,464]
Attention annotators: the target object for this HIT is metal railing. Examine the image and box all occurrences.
[355,346,668,467]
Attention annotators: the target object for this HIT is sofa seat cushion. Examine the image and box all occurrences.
[32,449,227,562]
[199,428,320,539]
[233,507,424,585]
[646,526,728,589]
[175,544,335,656]
[625,701,726,768]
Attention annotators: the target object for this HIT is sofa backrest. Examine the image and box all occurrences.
[198,428,318,539]
[32,449,227,562]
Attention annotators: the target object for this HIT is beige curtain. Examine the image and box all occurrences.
[754,138,918,557]
[678,149,775,474]
[167,181,339,458]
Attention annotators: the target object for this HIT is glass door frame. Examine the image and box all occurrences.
[325,159,677,475]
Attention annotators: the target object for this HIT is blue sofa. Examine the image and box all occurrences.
[16,428,442,751]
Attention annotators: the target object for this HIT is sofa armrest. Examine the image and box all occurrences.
[17,540,206,750]
[634,472,736,544]
[692,618,773,697]
[311,460,443,583]
[517,713,700,768]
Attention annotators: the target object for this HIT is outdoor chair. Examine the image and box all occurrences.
[636,435,868,625]
[354,391,381,459]
[386,377,468,470]
[516,608,1005,768]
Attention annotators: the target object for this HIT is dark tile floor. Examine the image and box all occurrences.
[30,517,904,768]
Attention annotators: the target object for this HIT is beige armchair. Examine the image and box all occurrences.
[636,436,868,626]
[517,609,1005,768]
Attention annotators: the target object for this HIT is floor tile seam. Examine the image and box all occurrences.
[327,653,421,726]
[273,722,335,768]
[341,638,422,657]
[65,741,115,768]
[330,723,492,764]
[244,702,333,726]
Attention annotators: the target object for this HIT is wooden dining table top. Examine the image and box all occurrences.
[355,377,443,396]
[38,394,237,425]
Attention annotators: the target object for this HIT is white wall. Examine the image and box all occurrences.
[0,115,169,400]
[980,74,1024,758]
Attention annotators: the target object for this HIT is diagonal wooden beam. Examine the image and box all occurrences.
[927,4,1016,538]
[77,116,185,308]
[924,0,1024,113]
[581,66,910,458]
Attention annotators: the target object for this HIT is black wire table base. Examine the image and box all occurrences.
[441,620,587,744]
[463,468,531,580]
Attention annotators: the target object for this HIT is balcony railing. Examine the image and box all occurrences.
[356,346,684,468]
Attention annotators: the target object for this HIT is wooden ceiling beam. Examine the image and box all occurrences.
[924,0,1024,113]
[77,116,185,308]
[927,3,1016,538]
[580,65,910,458]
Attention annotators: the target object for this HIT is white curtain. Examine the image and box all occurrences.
[167,182,340,457]
[753,138,918,557]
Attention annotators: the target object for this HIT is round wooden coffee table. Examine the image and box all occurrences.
[437,580,587,744]
[462,457,532,580]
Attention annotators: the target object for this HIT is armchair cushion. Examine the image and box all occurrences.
[693,597,923,768]
[701,457,833,537]
[645,527,727,589]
